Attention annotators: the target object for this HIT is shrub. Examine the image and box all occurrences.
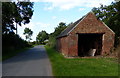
[47,36,56,48]
[2,33,31,57]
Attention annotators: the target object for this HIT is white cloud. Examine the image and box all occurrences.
[20,22,50,30]
[30,0,114,10]
[44,6,53,10]
[23,22,34,29]
[52,16,57,19]
[36,22,50,28]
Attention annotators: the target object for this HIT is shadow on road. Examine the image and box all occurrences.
[2,45,52,76]
[3,45,47,64]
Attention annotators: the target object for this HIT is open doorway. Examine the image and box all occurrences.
[78,33,103,57]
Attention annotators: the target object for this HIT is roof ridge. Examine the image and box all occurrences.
[57,12,94,38]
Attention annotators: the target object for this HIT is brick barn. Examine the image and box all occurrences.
[56,12,115,57]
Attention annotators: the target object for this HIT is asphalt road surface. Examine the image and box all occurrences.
[2,45,52,76]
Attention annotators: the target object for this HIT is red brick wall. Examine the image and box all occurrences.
[68,12,115,56]
[57,12,115,56]
[57,36,68,56]
[67,34,78,56]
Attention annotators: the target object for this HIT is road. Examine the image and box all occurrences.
[2,45,52,76]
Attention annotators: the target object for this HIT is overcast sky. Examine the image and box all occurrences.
[17,0,115,41]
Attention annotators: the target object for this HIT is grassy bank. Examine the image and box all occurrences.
[45,46,119,76]
[2,46,33,61]
[2,33,34,61]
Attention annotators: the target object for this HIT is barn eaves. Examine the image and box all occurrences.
[57,16,85,38]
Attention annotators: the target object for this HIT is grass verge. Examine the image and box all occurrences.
[2,46,33,61]
[45,45,119,76]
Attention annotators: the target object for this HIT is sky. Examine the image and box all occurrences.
[17,0,115,42]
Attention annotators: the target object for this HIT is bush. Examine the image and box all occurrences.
[2,33,31,57]
[47,36,56,48]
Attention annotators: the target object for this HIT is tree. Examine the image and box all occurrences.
[2,2,34,34]
[48,22,67,48]
[36,30,48,44]
[53,22,67,37]
[92,1,120,47]
[23,28,33,42]
[2,2,34,59]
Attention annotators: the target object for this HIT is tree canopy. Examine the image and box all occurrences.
[92,1,120,46]
[48,22,67,48]
[2,2,34,60]
[23,27,33,42]
[36,30,49,44]
[50,22,67,37]
[2,2,34,34]
[53,22,67,37]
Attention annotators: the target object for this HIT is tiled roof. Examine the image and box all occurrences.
[57,16,84,38]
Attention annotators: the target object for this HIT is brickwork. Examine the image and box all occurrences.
[57,12,115,57]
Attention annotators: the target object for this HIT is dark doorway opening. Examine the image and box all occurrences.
[78,33,103,57]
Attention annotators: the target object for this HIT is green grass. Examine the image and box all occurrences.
[45,46,119,76]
